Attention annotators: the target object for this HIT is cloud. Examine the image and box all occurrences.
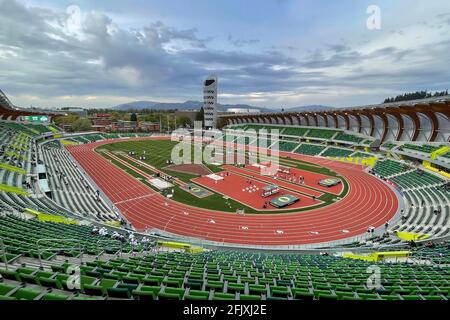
[0,0,449,109]
[227,35,260,47]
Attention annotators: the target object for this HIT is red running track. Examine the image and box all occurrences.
[67,137,398,246]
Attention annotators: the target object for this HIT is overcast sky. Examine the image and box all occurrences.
[1,0,449,109]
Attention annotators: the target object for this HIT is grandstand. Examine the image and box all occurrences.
[320,147,354,158]
[294,144,326,156]
[223,95,450,143]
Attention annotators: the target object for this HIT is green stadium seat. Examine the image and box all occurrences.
[185,290,209,300]
[206,280,224,290]
[380,294,400,300]
[402,295,423,300]
[336,291,355,299]
[241,277,256,284]
[186,279,203,290]
[12,288,42,300]
[423,295,446,300]
[227,282,245,293]
[42,293,70,300]
[317,292,338,300]
[142,275,164,286]
[213,292,235,300]
[0,283,16,296]
[38,277,58,289]
[270,286,290,298]
[341,296,362,300]
[0,269,19,281]
[18,273,40,285]
[240,294,262,300]
[134,286,161,296]
[164,277,184,288]
[188,273,203,280]
[71,295,99,300]
[358,293,379,300]
[82,284,103,296]
[249,284,267,295]
[117,283,139,293]
[259,278,275,285]
[159,287,185,300]
[107,287,131,298]
[293,289,314,300]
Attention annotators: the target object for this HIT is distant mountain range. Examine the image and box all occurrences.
[111,100,333,113]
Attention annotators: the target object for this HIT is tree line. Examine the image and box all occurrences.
[383,90,448,103]
[53,109,199,132]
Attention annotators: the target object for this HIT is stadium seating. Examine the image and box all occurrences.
[333,132,364,144]
[402,144,442,154]
[411,244,450,264]
[391,184,449,239]
[227,125,372,145]
[0,122,58,136]
[381,142,397,150]
[351,152,374,158]
[278,141,299,152]
[282,127,309,137]
[390,171,443,189]
[0,214,151,258]
[294,144,326,156]
[360,139,373,146]
[0,226,448,300]
[0,123,121,223]
[41,141,119,222]
[71,133,154,144]
[373,159,411,178]
[306,129,338,140]
[321,147,354,157]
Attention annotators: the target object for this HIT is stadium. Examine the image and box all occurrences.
[0,1,449,310]
[0,87,449,303]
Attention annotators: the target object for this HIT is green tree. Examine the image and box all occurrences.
[142,113,157,122]
[216,117,226,129]
[130,113,138,122]
[177,116,192,128]
[71,118,92,132]
[196,107,204,127]
[53,114,79,126]
[111,112,122,122]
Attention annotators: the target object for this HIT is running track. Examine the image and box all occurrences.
[67,137,398,246]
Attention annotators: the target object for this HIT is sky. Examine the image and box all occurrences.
[0,0,449,109]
